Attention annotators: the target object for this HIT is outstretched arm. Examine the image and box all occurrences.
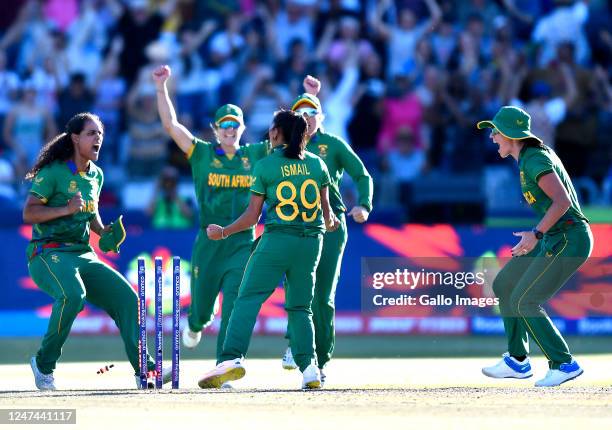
[152,65,195,154]
[207,194,265,240]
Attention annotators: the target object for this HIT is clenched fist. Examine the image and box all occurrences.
[67,192,85,214]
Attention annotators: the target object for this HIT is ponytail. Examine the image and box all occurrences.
[271,110,309,159]
[25,112,102,180]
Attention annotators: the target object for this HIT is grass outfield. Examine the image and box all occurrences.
[1,357,611,429]
[1,334,612,364]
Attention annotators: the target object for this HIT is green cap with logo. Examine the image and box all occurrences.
[214,104,243,125]
[477,106,542,143]
[291,93,321,111]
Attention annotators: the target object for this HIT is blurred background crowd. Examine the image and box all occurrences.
[0,0,610,225]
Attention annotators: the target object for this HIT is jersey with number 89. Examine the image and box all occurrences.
[251,146,331,236]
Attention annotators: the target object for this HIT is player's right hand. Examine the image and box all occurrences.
[325,214,340,232]
[67,192,85,214]
[303,75,321,96]
[152,65,171,85]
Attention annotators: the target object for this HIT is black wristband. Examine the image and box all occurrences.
[532,228,544,240]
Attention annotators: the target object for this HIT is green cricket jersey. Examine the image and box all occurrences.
[27,160,103,252]
[518,145,588,233]
[306,131,373,214]
[188,138,268,227]
[251,146,331,236]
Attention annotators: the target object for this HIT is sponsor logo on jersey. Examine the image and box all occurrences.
[68,181,78,194]
[210,158,223,168]
[318,144,328,158]
[241,157,251,170]
[34,176,44,184]
[520,171,526,186]
[51,254,60,263]
[193,266,199,279]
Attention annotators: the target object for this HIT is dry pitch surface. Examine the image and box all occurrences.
[1,356,611,429]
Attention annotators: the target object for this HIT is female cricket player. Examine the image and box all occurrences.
[152,65,268,364]
[282,76,373,385]
[24,112,170,390]
[478,106,592,387]
[198,110,340,389]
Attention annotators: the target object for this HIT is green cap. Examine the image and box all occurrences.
[477,106,542,143]
[291,93,321,111]
[214,104,243,125]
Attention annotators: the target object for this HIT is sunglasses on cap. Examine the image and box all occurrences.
[218,120,240,129]
[295,107,319,117]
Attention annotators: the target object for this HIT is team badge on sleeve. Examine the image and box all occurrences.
[318,145,328,158]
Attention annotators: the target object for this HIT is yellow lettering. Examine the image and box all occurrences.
[523,191,536,205]
[290,164,297,175]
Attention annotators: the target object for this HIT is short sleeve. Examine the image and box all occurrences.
[250,161,266,195]
[29,166,56,203]
[525,152,554,182]
[187,138,209,163]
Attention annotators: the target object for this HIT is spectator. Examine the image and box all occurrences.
[2,81,56,178]
[146,166,194,229]
[111,0,176,87]
[56,73,94,129]
[532,0,591,66]
[124,84,168,178]
[379,126,426,220]
[0,50,20,150]
[372,0,442,79]
[377,74,424,153]
[93,56,127,165]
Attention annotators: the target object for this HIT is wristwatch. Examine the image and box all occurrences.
[532,228,544,240]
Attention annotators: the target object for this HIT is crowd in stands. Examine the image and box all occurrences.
[0,0,611,224]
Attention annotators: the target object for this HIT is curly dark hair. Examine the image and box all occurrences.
[25,112,102,180]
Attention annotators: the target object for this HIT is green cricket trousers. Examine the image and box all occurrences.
[28,248,154,375]
[493,222,593,368]
[187,229,253,363]
[220,230,323,371]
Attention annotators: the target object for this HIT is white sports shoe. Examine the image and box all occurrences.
[198,358,245,389]
[301,364,322,389]
[535,361,583,387]
[30,357,56,391]
[282,347,298,370]
[482,352,533,379]
[182,326,201,349]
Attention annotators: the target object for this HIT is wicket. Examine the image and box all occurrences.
[137,256,181,390]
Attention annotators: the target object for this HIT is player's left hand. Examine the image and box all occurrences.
[303,75,321,96]
[347,206,369,223]
[511,231,538,257]
[207,224,224,240]
[99,215,126,253]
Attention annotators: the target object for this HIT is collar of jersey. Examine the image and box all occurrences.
[272,144,288,153]
[66,160,93,175]
[214,144,244,158]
